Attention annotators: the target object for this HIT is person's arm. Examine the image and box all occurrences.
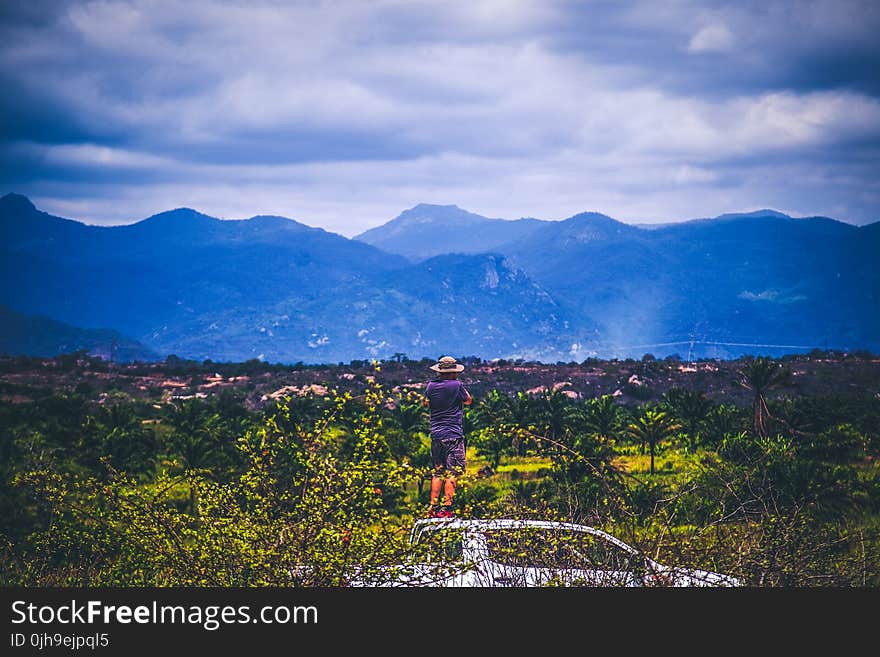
[463,386,472,406]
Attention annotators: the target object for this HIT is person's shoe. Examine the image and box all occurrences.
[437,507,454,518]
[427,505,442,518]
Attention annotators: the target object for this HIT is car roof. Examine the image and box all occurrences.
[411,518,638,553]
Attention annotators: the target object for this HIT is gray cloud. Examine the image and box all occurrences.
[1,0,879,232]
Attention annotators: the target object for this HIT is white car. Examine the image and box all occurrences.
[357,518,740,587]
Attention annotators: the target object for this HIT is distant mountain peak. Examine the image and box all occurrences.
[715,209,791,221]
[248,214,296,222]
[411,202,463,211]
[130,208,223,235]
[393,203,491,226]
[241,214,324,236]
[566,211,625,224]
[246,214,309,226]
[354,203,546,260]
[0,193,38,215]
[354,203,500,246]
[542,210,638,245]
[142,207,215,223]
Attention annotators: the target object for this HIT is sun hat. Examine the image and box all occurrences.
[429,355,465,373]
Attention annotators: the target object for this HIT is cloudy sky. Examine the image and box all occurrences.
[2,0,879,235]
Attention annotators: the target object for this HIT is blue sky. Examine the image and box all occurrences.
[1,0,879,235]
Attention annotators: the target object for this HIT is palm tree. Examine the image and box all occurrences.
[385,400,427,465]
[533,390,574,461]
[536,390,572,440]
[508,391,537,456]
[581,394,621,441]
[166,399,224,514]
[470,389,511,432]
[738,357,788,438]
[563,394,621,470]
[627,407,681,475]
[704,403,745,446]
[558,395,622,484]
[383,399,430,499]
[167,400,223,471]
[469,390,514,469]
[96,403,158,476]
[662,387,714,451]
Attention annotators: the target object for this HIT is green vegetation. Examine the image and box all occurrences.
[1,353,878,586]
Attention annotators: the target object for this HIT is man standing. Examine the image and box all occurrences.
[423,356,472,518]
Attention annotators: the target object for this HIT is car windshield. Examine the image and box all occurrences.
[412,527,465,563]
[483,527,642,571]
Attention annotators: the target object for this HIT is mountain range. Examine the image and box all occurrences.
[0,304,158,362]
[2,193,878,363]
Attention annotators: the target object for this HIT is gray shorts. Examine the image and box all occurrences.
[431,437,465,475]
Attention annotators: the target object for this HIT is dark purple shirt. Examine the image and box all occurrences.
[425,379,470,441]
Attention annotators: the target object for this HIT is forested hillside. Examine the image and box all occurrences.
[1,351,878,586]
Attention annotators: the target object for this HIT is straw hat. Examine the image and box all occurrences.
[429,355,465,373]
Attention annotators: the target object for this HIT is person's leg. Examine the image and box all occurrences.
[443,476,456,507]
[441,439,466,514]
[430,475,443,507]
[428,438,446,514]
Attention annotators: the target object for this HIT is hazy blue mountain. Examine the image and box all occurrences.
[3,193,877,362]
[363,253,589,361]
[0,305,158,362]
[498,209,880,359]
[354,203,545,261]
[1,194,406,338]
[358,202,879,358]
[0,194,581,363]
